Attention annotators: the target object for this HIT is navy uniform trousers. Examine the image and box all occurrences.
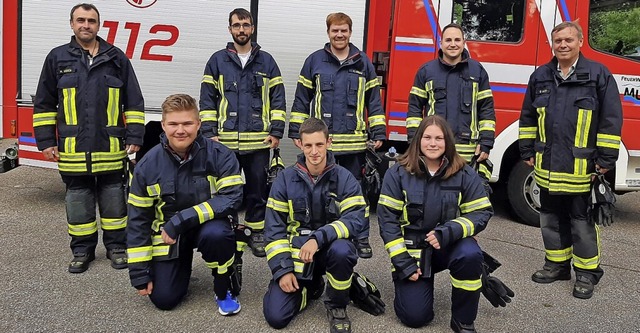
[335,153,369,241]
[394,237,483,328]
[148,219,235,310]
[263,239,357,329]
[236,149,270,232]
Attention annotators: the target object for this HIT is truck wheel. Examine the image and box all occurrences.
[507,162,541,227]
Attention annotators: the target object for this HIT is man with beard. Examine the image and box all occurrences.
[200,8,286,259]
[289,12,386,259]
[407,23,495,182]
[33,3,144,273]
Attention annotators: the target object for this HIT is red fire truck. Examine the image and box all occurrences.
[364,0,640,226]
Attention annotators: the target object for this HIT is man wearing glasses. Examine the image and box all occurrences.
[200,8,286,259]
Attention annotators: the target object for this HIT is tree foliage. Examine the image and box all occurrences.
[589,2,640,56]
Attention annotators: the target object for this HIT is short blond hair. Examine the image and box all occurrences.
[161,94,199,120]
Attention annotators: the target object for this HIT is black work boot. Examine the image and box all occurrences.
[450,318,477,333]
[531,266,571,284]
[327,306,351,333]
[68,253,95,274]
[107,248,127,269]
[248,230,266,257]
[573,275,595,299]
[310,278,326,300]
[355,238,373,259]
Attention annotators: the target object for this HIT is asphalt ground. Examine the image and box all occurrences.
[1,138,639,333]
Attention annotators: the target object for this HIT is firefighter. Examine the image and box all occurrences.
[378,115,493,333]
[289,12,386,259]
[407,23,495,181]
[519,21,622,300]
[199,8,286,258]
[33,3,144,273]
[127,94,244,313]
[263,118,366,333]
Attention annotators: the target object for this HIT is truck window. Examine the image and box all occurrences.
[452,0,525,43]
[589,0,640,61]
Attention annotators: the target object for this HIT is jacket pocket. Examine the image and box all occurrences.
[404,191,424,225]
[461,81,474,114]
[572,147,596,159]
[193,176,213,205]
[531,94,550,108]
[440,191,460,222]
[292,197,310,225]
[574,96,595,111]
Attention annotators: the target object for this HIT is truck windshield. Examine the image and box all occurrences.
[589,0,640,61]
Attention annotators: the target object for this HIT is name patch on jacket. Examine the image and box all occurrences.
[58,67,76,75]
[348,69,363,75]
[537,88,550,94]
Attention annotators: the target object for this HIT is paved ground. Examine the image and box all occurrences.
[1,138,639,333]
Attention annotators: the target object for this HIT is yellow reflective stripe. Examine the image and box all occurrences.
[200,110,218,122]
[596,133,621,149]
[271,109,286,122]
[267,197,289,213]
[239,132,270,141]
[460,197,492,214]
[244,220,264,229]
[202,75,219,89]
[266,239,291,260]
[128,193,154,207]
[269,76,284,88]
[205,254,235,274]
[238,142,270,151]
[470,82,479,140]
[33,112,57,127]
[298,75,313,89]
[106,87,120,126]
[147,184,161,197]
[450,275,482,291]
[519,126,537,139]
[91,151,127,161]
[124,110,145,125]
[127,246,153,263]
[314,75,322,119]
[237,240,247,252]
[356,77,366,131]
[152,245,170,257]
[574,108,591,148]
[456,143,476,162]
[537,107,547,143]
[261,77,270,132]
[109,137,119,153]
[63,138,77,154]
[215,175,244,190]
[330,133,368,142]
[339,195,366,213]
[58,162,88,173]
[384,238,408,258]
[289,112,309,124]
[451,216,474,238]
[478,120,496,132]
[406,117,422,129]
[545,247,572,262]
[299,287,308,311]
[410,86,428,99]
[62,88,78,125]
[330,142,367,152]
[329,221,349,239]
[92,161,125,173]
[425,81,436,116]
[369,114,386,128]
[379,194,403,211]
[68,221,98,236]
[573,253,599,270]
[218,75,228,132]
[219,131,238,141]
[101,217,127,230]
[365,77,380,91]
[476,89,493,100]
[194,202,214,223]
[327,272,352,290]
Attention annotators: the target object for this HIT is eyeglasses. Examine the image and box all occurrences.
[231,23,253,30]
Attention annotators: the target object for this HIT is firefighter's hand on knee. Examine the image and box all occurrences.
[42,147,59,161]
[524,157,534,167]
[300,239,318,263]
[161,229,176,245]
[137,281,153,296]
[408,268,422,282]
[278,273,299,293]
[426,231,440,250]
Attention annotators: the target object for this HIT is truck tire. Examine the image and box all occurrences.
[507,162,541,227]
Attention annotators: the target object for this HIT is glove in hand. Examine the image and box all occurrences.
[589,173,616,227]
[350,272,385,316]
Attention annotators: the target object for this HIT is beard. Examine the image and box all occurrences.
[233,33,251,46]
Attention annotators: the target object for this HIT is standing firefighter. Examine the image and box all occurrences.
[519,21,622,299]
[33,3,144,273]
[289,12,386,259]
[200,8,286,258]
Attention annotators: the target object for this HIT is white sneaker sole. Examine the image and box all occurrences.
[218,303,241,316]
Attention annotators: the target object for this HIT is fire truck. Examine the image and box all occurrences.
[364,0,640,226]
[2,0,640,226]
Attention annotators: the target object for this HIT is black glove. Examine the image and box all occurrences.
[350,272,385,316]
[480,251,514,307]
[588,173,616,227]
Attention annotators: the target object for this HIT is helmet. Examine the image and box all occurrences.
[266,148,285,188]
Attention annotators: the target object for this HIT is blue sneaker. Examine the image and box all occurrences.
[216,291,241,316]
